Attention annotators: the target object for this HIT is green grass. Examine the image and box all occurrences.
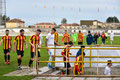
[0,36,120,80]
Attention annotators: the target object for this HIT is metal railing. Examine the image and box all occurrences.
[35,45,120,76]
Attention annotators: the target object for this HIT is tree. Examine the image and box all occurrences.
[61,18,67,24]
[106,16,119,23]
[2,15,10,21]
[1,15,10,25]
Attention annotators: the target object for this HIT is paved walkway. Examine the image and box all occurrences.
[4,66,120,80]
[32,77,120,80]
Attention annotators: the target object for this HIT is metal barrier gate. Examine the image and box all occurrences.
[35,45,120,76]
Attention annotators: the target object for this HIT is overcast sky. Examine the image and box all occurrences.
[7,0,120,25]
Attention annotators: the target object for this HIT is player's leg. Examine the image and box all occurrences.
[48,49,55,69]
[29,52,34,67]
[20,51,24,65]
[111,40,113,44]
[64,62,71,75]
[4,50,7,64]
[7,49,10,64]
[78,42,80,45]
[17,50,22,70]
[104,40,105,44]
[96,39,97,44]
[75,65,81,75]
[67,62,71,75]
[102,39,104,44]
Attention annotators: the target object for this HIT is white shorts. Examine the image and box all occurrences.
[48,46,54,56]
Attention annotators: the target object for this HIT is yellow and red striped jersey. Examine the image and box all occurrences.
[61,45,70,61]
[62,33,70,43]
[54,32,59,43]
[29,35,40,52]
[2,36,12,49]
[14,35,26,51]
[78,33,83,42]
[74,56,81,66]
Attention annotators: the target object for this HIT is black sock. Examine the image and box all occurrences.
[18,59,21,66]
[66,69,69,75]
[4,55,7,62]
[20,59,22,65]
[8,55,10,61]
[29,60,33,67]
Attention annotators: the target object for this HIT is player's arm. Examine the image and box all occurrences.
[58,34,60,43]
[29,41,35,48]
[10,37,12,50]
[68,35,70,42]
[24,36,28,49]
[45,39,48,47]
[62,34,65,42]
[13,39,16,53]
[81,34,84,40]
[29,36,35,48]
[61,52,68,59]
[25,41,28,49]
[0,39,3,46]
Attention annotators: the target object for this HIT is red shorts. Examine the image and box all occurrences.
[74,65,81,75]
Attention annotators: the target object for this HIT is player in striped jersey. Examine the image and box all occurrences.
[78,30,84,45]
[62,30,70,45]
[29,29,41,67]
[73,52,85,75]
[13,29,28,70]
[61,41,73,75]
[54,31,59,45]
[0,30,12,64]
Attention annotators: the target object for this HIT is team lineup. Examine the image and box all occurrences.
[0,28,113,75]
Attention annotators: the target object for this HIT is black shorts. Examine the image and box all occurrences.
[4,49,10,54]
[54,42,57,45]
[78,42,83,45]
[31,51,40,58]
[64,42,68,45]
[17,50,24,57]
[64,62,71,68]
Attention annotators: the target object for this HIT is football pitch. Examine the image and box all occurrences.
[0,36,120,80]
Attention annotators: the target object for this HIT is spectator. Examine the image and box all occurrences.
[72,30,78,44]
[110,31,114,44]
[101,32,107,45]
[93,32,98,45]
[77,30,84,45]
[86,31,93,45]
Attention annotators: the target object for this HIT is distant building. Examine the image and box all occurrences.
[104,23,120,29]
[6,18,25,28]
[35,23,57,29]
[80,20,103,29]
[60,23,80,29]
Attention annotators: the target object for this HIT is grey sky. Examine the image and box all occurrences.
[7,0,120,25]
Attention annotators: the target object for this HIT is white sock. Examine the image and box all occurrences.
[111,41,112,44]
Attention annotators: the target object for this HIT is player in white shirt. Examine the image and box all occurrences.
[45,28,57,69]
[104,60,112,75]
[110,31,114,44]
